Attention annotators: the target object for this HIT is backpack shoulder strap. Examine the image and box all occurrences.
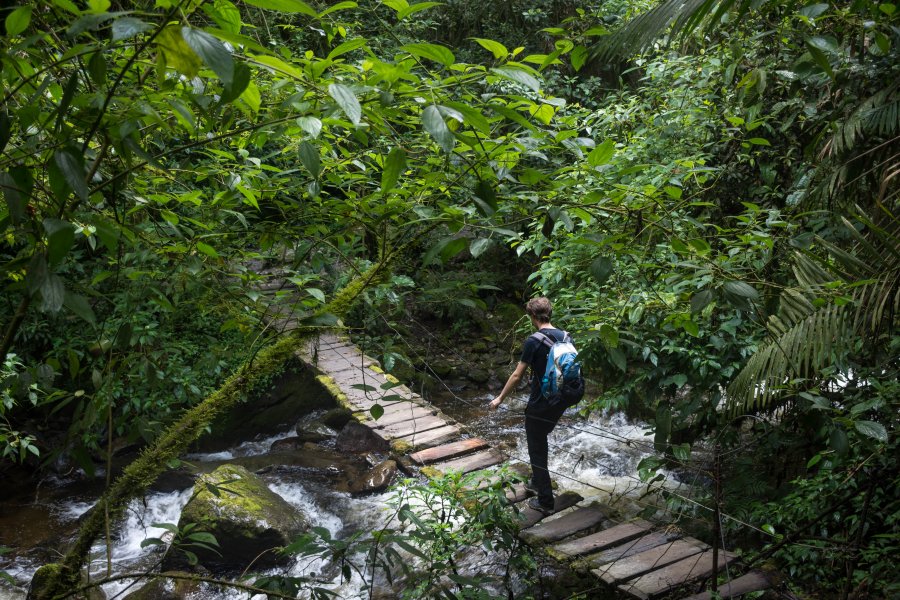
[530,331,556,348]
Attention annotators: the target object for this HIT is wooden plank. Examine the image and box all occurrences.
[594,539,707,585]
[364,405,436,428]
[431,449,505,474]
[381,415,451,437]
[587,531,680,566]
[409,438,489,465]
[552,520,653,558]
[617,550,735,600]
[680,570,772,600]
[520,505,607,545]
[519,490,583,529]
[396,424,460,447]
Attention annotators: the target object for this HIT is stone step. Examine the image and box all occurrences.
[679,570,772,600]
[520,504,607,545]
[429,448,505,475]
[409,438,490,465]
[518,490,583,529]
[552,520,653,558]
[594,538,708,585]
[616,550,735,600]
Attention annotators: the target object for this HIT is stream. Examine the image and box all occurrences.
[1,387,658,599]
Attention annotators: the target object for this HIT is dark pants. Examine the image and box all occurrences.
[525,400,566,508]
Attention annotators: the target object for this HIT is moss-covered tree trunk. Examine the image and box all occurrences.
[28,257,391,599]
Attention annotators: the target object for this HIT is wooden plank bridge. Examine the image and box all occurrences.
[294,333,773,600]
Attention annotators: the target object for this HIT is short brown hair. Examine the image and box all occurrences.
[525,297,552,323]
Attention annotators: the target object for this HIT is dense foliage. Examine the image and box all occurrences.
[1,0,897,597]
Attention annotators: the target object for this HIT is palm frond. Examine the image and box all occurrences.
[832,83,900,156]
[589,0,768,63]
[726,208,900,415]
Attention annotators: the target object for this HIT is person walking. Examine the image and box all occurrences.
[489,297,569,514]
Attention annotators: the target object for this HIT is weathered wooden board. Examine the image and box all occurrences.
[396,424,460,447]
[521,505,607,545]
[364,405,436,427]
[617,550,735,600]
[409,438,489,465]
[552,520,653,558]
[679,570,772,600]
[519,491,584,529]
[381,415,451,437]
[431,449,505,474]
[594,539,707,585]
[586,531,679,567]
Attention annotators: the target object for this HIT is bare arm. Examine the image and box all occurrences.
[489,361,528,410]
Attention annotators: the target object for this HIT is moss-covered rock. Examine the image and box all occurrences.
[163,464,307,574]
[320,407,353,429]
[120,572,201,600]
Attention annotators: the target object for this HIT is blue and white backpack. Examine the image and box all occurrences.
[533,331,585,409]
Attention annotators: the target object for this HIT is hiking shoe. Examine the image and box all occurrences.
[527,497,554,515]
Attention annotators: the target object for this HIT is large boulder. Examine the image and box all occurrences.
[346,459,398,496]
[162,464,307,573]
[335,421,389,453]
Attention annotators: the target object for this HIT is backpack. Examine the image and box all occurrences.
[534,331,585,409]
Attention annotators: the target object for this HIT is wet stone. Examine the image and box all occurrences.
[336,420,390,453]
[347,459,398,496]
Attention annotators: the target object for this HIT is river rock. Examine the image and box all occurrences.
[346,459,398,495]
[120,572,201,600]
[335,421,389,453]
[293,421,334,443]
[466,368,491,385]
[320,407,354,429]
[162,464,308,573]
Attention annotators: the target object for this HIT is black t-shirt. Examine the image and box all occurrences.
[520,328,566,402]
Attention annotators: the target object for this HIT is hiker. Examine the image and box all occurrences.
[489,296,570,515]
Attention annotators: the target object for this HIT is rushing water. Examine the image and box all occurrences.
[0,388,657,599]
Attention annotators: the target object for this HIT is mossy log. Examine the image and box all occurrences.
[29,258,392,599]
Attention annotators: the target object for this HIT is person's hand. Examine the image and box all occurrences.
[489,397,502,410]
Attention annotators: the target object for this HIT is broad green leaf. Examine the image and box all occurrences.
[804,41,834,80]
[747,137,770,146]
[182,27,234,86]
[63,291,96,325]
[422,105,454,152]
[306,287,325,302]
[608,347,626,372]
[473,180,497,216]
[319,2,358,18]
[590,256,614,285]
[491,66,540,93]
[5,6,32,36]
[470,238,490,258]
[87,0,111,12]
[296,116,322,138]
[799,3,829,18]
[401,43,455,67]
[241,81,260,112]
[298,141,320,178]
[327,38,366,60]
[220,62,250,103]
[157,25,201,78]
[44,219,75,266]
[829,427,848,455]
[587,139,615,167]
[328,84,361,125]
[381,147,406,193]
[204,0,242,34]
[249,54,302,78]
[53,148,88,202]
[472,38,508,59]
[370,404,384,420]
[443,101,491,135]
[196,242,219,258]
[722,280,759,300]
[854,420,888,442]
[398,1,440,19]
[690,289,713,313]
[41,273,65,313]
[599,323,618,348]
[242,0,316,15]
[570,45,588,71]
[682,320,699,337]
[440,238,467,262]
